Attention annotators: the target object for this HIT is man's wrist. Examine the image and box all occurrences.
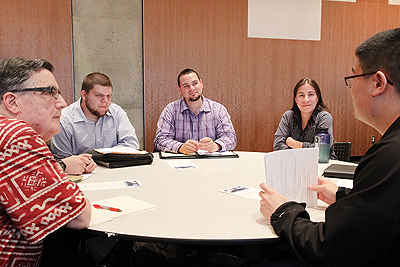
[270,201,306,224]
[178,144,185,154]
[214,142,222,151]
[57,159,66,171]
[336,186,351,200]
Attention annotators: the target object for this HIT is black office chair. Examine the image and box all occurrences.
[334,142,352,162]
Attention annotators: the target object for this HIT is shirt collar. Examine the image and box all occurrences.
[382,115,400,139]
[293,110,318,127]
[71,98,112,123]
[179,96,210,113]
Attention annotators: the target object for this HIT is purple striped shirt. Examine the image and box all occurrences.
[154,97,237,153]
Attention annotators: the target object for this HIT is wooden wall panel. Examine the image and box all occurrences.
[0,0,73,104]
[143,0,400,156]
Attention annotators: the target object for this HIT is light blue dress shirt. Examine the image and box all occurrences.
[51,98,139,159]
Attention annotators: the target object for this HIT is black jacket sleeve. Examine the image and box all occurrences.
[270,131,400,266]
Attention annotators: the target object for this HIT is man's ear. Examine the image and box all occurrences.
[2,92,21,115]
[371,71,388,97]
[81,90,86,100]
[177,85,183,96]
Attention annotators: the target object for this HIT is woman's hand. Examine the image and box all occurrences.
[286,137,303,149]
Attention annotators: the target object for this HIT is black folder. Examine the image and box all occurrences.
[87,150,153,168]
[323,164,357,179]
[95,159,153,168]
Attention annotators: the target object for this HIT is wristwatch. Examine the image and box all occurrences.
[57,159,66,171]
[270,201,306,224]
[336,186,351,200]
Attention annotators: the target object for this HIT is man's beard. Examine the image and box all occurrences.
[86,102,107,117]
[189,94,201,102]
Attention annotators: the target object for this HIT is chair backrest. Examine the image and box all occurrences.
[334,142,352,162]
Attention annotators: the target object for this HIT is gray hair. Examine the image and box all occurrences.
[0,57,54,100]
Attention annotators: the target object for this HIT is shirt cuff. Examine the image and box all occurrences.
[302,142,311,148]
[270,201,307,225]
[336,186,351,200]
[214,141,223,151]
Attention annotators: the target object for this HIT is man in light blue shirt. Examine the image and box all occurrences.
[51,72,139,173]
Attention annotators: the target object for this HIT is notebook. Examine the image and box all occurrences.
[95,159,152,168]
[90,195,156,226]
[323,164,357,179]
[88,149,153,168]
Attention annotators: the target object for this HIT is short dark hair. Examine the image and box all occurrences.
[356,28,400,93]
[290,77,328,113]
[177,68,201,87]
[0,57,54,100]
[81,72,112,93]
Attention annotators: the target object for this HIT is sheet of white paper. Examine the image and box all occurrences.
[66,171,95,181]
[389,0,400,4]
[248,0,322,41]
[90,195,156,226]
[219,185,261,200]
[325,0,355,2]
[79,180,143,191]
[160,151,193,158]
[265,148,318,207]
[94,147,144,154]
[336,179,353,189]
[165,160,198,170]
[197,150,236,156]
[81,172,95,181]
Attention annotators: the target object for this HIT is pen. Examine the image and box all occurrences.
[174,166,196,169]
[93,204,122,212]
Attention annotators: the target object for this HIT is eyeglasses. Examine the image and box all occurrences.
[10,86,61,99]
[344,71,394,88]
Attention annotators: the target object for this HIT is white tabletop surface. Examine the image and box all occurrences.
[81,151,337,244]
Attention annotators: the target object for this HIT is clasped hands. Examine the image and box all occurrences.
[178,137,221,155]
[62,153,97,175]
[259,177,338,220]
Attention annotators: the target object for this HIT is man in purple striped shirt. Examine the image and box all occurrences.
[154,68,237,154]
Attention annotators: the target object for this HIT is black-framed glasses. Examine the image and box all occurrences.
[10,86,60,99]
[344,71,394,88]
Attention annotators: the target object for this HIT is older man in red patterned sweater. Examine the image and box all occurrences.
[0,58,92,267]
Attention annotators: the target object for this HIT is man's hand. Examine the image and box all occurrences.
[63,154,97,175]
[178,140,199,155]
[308,177,338,205]
[259,182,289,220]
[198,137,220,152]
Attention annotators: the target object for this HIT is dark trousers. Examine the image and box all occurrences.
[39,227,96,267]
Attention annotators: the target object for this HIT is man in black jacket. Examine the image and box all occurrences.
[259,28,400,266]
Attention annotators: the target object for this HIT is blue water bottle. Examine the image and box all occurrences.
[315,127,330,163]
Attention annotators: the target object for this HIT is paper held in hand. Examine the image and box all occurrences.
[264,148,318,207]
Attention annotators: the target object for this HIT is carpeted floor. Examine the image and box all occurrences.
[133,242,256,267]
[97,241,299,267]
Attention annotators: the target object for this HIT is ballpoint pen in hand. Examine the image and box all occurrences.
[93,204,122,212]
